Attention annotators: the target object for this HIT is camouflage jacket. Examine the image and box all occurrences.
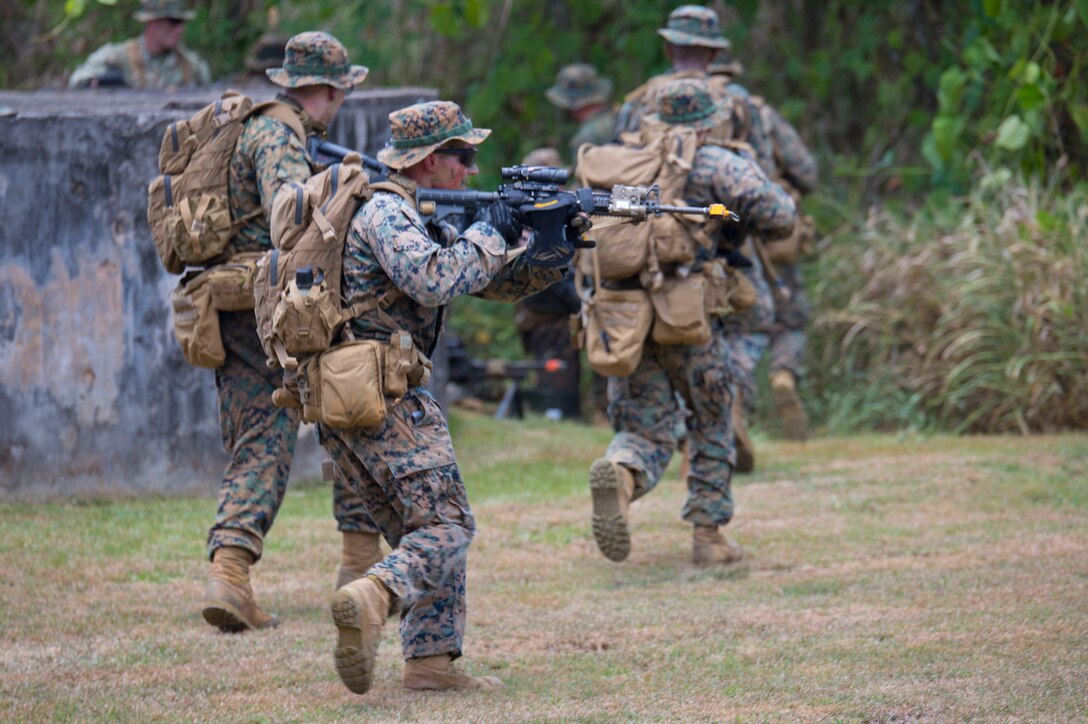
[568,107,617,164]
[686,142,797,246]
[68,35,211,89]
[762,104,818,194]
[344,182,566,356]
[227,94,320,253]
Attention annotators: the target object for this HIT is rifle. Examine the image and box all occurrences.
[308,139,740,267]
[446,336,567,420]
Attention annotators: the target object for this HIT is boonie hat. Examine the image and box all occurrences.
[545,64,612,111]
[657,5,731,50]
[133,0,195,22]
[377,101,491,170]
[266,32,368,90]
[646,78,732,131]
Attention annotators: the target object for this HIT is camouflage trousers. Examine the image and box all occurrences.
[725,332,769,414]
[719,238,776,336]
[320,387,474,661]
[768,263,811,378]
[207,312,376,562]
[605,334,738,527]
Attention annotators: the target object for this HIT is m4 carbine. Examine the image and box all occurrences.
[309,139,740,267]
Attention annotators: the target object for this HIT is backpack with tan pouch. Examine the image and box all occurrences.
[252,156,431,430]
[146,91,306,368]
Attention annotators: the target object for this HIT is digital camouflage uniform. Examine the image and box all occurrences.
[602,80,795,535]
[68,34,211,89]
[208,38,376,564]
[321,102,565,662]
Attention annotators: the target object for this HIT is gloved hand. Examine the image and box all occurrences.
[524,214,593,268]
[473,202,523,245]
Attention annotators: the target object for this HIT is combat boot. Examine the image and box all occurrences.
[402,654,505,690]
[731,391,755,474]
[770,369,809,441]
[588,458,635,562]
[692,525,744,566]
[335,531,385,590]
[331,574,394,695]
[201,546,280,633]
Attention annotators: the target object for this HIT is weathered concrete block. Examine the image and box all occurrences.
[0,86,435,499]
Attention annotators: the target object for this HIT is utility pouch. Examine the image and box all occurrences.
[585,287,653,377]
[384,329,417,400]
[147,175,185,274]
[703,259,733,317]
[727,266,758,311]
[170,271,225,369]
[167,192,234,265]
[576,222,650,281]
[649,273,711,346]
[766,232,801,266]
[316,340,388,429]
[271,271,342,357]
[206,253,262,311]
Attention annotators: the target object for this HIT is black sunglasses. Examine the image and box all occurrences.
[165,17,186,26]
[434,147,479,168]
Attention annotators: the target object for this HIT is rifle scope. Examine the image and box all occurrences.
[500,166,570,185]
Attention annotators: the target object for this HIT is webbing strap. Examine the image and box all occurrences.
[312,205,336,243]
[248,101,307,144]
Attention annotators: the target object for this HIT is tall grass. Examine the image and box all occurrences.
[808,174,1088,434]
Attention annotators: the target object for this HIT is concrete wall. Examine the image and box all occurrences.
[0,85,435,499]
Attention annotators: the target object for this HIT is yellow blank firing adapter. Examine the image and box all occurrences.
[707,204,727,217]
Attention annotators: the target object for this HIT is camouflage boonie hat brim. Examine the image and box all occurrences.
[133,0,195,22]
[545,64,612,110]
[266,31,368,90]
[657,5,730,50]
[377,101,491,170]
[645,77,732,131]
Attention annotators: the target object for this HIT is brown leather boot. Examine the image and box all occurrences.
[331,574,394,695]
[692,525,744,566]
[402,654,504,690]
[732,392,755,474]
[201,546,280,633]
[335,532,385,590]
[589,458,636,562]
[771,369,809,441]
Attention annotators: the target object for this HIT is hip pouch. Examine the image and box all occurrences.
[164,191,234,265]
[766,231,801,266]
[301,340,387,429]
[727,266,758,311]
[271,269,342,358]
[585,287,653,377]
[703,259,733,317]
[206,253,262,311]
[171,270,225,369]
[649,273,711,346]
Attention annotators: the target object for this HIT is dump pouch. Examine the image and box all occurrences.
[206,253,262,311]
[170,271,225,369]
[649,273,711,346]
[585,287,654,377]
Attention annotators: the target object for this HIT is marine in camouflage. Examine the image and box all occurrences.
[546,64,612,111]
[68,35,211,90]
[209,32,376,562]
[601,78,796,531]
[325,101,565,658]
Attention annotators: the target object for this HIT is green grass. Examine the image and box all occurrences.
[1,414,1087,720]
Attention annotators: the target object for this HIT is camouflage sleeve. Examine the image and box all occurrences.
[692,146,796,241]
[186,49,213,86]
[767,106,818,194]
[243,115,313,218]
[473,254,567,302]
[359,193,508,307]
[68,42,126,88]
[744,101,778,178]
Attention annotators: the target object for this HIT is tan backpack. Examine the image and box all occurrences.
[252,153,411,371]
[146,91,305,274]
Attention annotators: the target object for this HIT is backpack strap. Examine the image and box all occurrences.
[248,100,307,144]
[369,176,417,205]
[124,39,146,88]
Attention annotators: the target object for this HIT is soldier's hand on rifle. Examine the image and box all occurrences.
[472,202,524,245]
[568,212,595,249]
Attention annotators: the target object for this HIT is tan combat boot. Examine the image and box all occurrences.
[692,525,744,566]
[201,546,280,633]
[770,369,809,441]
[588,458,636,562]
[732,392,755,474]
[331,574,394,695]
[402,654,505,690]
[335,532,385,590]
